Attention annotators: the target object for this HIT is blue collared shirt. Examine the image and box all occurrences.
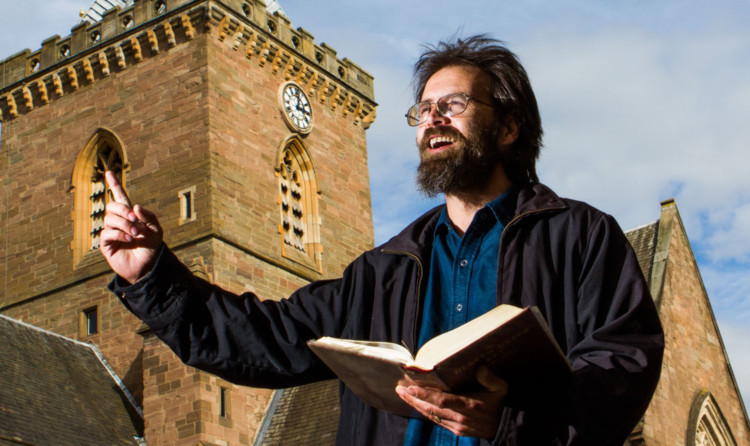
[404,187,518,446]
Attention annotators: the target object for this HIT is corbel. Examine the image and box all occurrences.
[147,30,159,54]
[342,92,354,117]
[271,49,285,75]
[181,14,195,40]
[5,94,18,118]
[318,78,330,104]
[232,25,244,50]
[52,73,64,96]
[258,40,271,67]
[245,31,258,59]
[295,64,308,85]
[164,22,176,47]
[352,100,364,126]
[131,37,143,62]
[329,84,341,111]
[284,56,297,80]
[217,15,230,41]
[361,107,376,130]
[67,66,79,90]
[83,58,95,84]
[99,52,110,76]
[22,86,33,111]
[36,80,49,104]
[115,45,127,69]
[306,71,319,96]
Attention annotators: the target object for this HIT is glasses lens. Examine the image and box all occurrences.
[438,94,469,117]
[406,102,430,126]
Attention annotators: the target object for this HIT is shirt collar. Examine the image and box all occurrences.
[435,185,519,236]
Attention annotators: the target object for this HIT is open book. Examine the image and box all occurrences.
[307,304,571,417]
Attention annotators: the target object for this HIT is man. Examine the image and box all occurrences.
[102,36,664,445]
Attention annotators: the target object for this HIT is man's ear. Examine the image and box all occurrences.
[497,116,519,147]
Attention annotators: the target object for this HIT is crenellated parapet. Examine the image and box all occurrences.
[0,0,376,129]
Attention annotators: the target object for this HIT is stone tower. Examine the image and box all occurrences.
[0,0,376,444]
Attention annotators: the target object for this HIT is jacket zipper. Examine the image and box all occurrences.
[381,249,424,353]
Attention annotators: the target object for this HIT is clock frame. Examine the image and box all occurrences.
[279,81,313,134]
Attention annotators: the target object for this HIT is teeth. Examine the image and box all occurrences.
[429,136,454,149]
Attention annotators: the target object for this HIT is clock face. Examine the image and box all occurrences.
[280,83,313,133]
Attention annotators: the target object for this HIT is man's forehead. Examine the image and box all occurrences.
[421,65,491,100]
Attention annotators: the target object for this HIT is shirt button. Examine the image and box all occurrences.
[456,304,463,312]
[460,259,468,267]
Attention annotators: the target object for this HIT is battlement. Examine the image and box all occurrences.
[0,0,376,126]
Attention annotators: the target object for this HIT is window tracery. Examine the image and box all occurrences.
[71,129,127,267]
[275,136,321,271]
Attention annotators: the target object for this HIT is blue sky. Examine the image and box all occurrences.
[2,0,749,409]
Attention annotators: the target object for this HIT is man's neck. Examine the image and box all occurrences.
[444,165,513,236]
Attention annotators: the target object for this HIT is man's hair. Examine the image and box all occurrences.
[413,35,543,183]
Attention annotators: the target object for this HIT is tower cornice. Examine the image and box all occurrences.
[0,0,376,129]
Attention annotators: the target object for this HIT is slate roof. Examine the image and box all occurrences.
[255,380,340,446]
[624,220,660,282]
[0,314,143,446]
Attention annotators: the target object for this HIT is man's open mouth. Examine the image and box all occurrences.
[429,136,455,150]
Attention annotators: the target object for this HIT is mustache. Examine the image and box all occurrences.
[418,126,465,152]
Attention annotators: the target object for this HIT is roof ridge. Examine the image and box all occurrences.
[624,219,659,234]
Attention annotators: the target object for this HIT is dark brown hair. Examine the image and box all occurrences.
[413,35,543,183]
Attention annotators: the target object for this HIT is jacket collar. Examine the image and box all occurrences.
[379,183,568,258]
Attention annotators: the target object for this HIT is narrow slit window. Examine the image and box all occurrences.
[179,186,196,224]
[219,387,228,418]
[82,307,98,336]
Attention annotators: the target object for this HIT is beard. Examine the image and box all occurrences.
[416,124,503,197]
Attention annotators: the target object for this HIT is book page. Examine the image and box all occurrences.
[414,304,524,368]
[313,337,416,365]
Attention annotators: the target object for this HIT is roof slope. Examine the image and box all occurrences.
[624,220,659,282]
[0,315,143,446]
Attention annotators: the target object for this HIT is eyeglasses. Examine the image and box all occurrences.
[405,93,493,126]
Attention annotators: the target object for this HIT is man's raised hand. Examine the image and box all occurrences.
[100,171,163,284]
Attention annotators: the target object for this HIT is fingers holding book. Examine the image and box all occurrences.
[395,366,507,438]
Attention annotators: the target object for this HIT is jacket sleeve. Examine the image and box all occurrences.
[496,212,664,445]
[109,244,362,388]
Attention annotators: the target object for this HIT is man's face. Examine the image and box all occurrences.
[415,65,506,196]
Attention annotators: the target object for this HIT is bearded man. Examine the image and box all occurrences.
[102,35,664,445]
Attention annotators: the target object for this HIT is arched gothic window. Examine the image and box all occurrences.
[687,390,737,446]
[275,136,322,272]
[71,129,127,267]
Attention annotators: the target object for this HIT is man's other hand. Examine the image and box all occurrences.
[100,171,163,284]
[396,366,507,438]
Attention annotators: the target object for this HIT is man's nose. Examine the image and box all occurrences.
[423,103,448,127]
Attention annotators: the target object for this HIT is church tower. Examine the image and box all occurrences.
[0,0,376,444]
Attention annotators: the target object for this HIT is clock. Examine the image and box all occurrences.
[279,82,313,134]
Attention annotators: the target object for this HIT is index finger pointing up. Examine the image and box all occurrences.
[105,171,132,207]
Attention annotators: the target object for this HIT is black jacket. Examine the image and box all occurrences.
[112,183,664,445]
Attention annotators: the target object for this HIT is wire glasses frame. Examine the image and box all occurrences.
[405,93,494,126]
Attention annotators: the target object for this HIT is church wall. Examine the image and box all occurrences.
[641,212,749,444]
